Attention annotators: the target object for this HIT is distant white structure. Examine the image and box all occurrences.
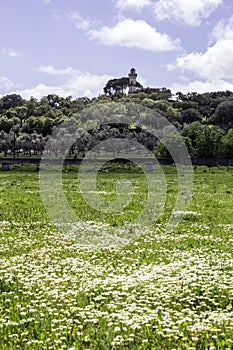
[128,68,137,94]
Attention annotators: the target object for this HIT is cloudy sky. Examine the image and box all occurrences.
[1,0,233,99]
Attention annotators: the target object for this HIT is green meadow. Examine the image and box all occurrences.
[0,165,233,349]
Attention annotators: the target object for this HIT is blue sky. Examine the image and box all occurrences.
[1,0,233,99]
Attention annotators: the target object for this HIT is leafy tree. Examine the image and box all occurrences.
[156,132,184,159]
[26,116,54,136]
[27,116,44,134]
[141,98,158,109]
[42,117,54,136]
[22,122,33,134]
[104,77,129,95]
[173,101,198,110]
[36,102,52,117]
[195,125,223,158]
[181,122,203,157]
[150,87,172,101]
[5,108,17,119]
[210,100,233,131]
[26,97,38,117]
[129,92,148,100]
[0,116,13,133]
[222,129,233,158]
[181,108,202,124]
[15,106,28,127]
[175,91,187,102]
[9,118,21,133]
[0,94,24,111]
[141,87,172,100]
[104,77,142,95]
[181,122,224,158]
[198,105,213,120]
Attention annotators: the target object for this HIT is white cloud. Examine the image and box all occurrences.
[211,15,233,42]
[116,0,152,11]
[171,79,233,94]
[169,40,233,80]
[168,16,233,94]
[68,11,90,30]
[4,68,113,99]
[154,0,222,26]
[38,65,77,76]
[1,48,21,58]
[169,16,233,80]
[63,73,114,98]
[88,19,180,52]
[0,77,19,94]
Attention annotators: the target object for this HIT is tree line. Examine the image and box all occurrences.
[0,84,233,159]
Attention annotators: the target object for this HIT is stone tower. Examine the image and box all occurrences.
[128,68,137,94]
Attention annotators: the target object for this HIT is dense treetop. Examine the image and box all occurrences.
[0,86,233,158]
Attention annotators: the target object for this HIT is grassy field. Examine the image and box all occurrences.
[0,165,233,349]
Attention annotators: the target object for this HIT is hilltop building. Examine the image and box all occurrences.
[128,68,138,94]
[103,68,142,95]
